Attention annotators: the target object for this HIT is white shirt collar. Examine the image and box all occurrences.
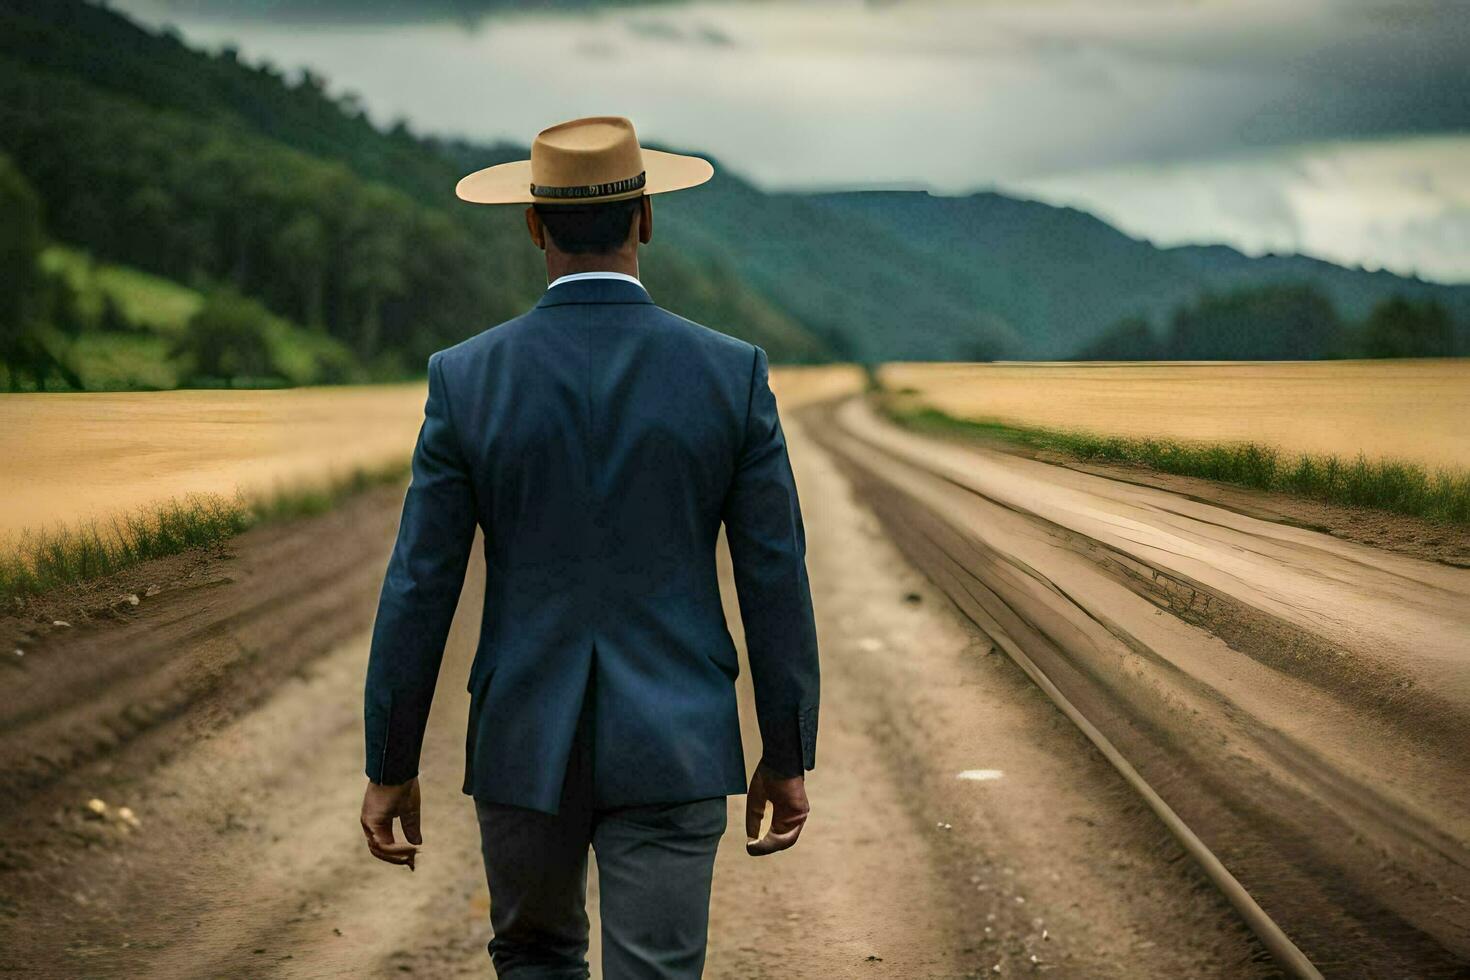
[546,270,647,292]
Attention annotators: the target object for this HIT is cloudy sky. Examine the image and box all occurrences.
[119,0,1470,281]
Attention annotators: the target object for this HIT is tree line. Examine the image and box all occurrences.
[0,61,534,378]
[2,151,363,391]
[0,152,81,390]
[1076,284,1461,361]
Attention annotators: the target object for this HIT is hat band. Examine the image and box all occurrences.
[530,170,646,200]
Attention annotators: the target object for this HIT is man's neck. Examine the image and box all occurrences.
[545,252,639,285]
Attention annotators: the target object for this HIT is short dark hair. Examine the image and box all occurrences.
[533,196,641,255]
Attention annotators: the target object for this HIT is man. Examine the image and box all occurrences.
[359,116,820,979]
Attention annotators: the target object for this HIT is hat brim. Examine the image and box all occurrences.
[455,148,714,205]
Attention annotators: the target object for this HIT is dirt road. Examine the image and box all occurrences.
[809,396,1470,978]
[9,389,1459,977]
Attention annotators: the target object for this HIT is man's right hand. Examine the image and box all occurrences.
[745,761,809,857]
[361,778,422,870]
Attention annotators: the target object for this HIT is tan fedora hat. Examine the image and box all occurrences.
[455,115,713,206]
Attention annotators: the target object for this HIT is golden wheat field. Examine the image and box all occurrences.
[0,367,866,539]
[0,384,428,538]
[880,359,1470,471]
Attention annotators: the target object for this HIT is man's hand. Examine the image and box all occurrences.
[745,761,809,857]
[361,778,422,870]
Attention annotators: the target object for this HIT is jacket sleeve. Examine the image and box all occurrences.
[721,345,821,779]
[364,352,477,785]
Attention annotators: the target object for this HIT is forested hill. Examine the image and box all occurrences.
[1,0,1466,390]
[0,0,824,378]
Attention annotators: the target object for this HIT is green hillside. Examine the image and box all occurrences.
[790,190,1470,360]
[0,0,826,387]
[15,245,359,390]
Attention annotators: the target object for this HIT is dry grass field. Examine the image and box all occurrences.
[1,369,866,542]
[0,384,429,539]
[880,359,1470,471]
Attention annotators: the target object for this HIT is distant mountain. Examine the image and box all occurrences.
[1,0,1465,378]
[652,182,1470,360]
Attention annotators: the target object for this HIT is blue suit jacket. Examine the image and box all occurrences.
[363,276,820,814]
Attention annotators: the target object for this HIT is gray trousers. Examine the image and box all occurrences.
[474,682,727,979]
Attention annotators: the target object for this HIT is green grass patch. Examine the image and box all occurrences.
[881,400,1470,525]
[68,332,180,391]
[0,459,410,605]
[42,245,203,335]
[32,246,364,391]
[254,314,362,387]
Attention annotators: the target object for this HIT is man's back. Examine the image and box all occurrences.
[359,117,818,978]
[363,275,820,814]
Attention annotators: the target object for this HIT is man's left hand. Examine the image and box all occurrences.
[361,778,422,870]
